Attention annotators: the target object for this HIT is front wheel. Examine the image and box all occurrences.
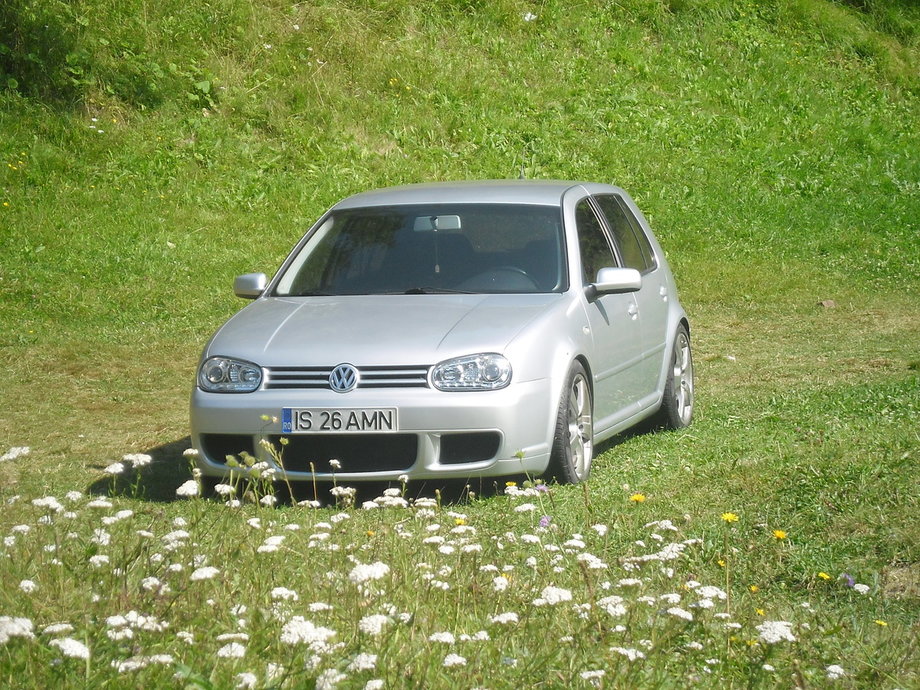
[548,361,594,484]
[653,325,694,430]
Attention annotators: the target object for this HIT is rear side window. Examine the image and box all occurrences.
[594,195,656,273]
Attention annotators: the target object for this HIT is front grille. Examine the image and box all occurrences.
[264,365,430,390]
[268,434,418,472]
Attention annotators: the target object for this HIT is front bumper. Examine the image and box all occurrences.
[190,378,555,481]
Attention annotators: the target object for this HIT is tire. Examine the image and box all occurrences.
[653,325,694,430]
[548,361,594,484]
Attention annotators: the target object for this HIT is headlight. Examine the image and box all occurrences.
[431,353,512,391]
[198,357,263,393]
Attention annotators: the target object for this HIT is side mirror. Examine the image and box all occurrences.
[588,267,642,298]
[233,273,267,299]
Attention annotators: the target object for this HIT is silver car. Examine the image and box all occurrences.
[190,180,693,485]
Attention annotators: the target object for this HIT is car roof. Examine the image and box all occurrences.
[332,180,623,209]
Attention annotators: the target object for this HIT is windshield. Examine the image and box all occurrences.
[274,204,566,296]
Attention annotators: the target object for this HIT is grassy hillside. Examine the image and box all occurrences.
[0,0,918,686]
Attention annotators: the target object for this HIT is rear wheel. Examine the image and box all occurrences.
[548,361,594,484]
[654,325,694,429]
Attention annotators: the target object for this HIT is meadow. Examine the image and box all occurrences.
[0,0,918,686]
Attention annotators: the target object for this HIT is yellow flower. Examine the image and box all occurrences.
[717,559,726,568]
[454,517,466,526]
[875,620,888,627]
[749,585,760,593]
[629,493,646,503]
[721,512,739,523]
[505,481,517,487]
[818,572,832,580]
[755,608,765,616]
[366,530,375,537]
[772,529,787,540]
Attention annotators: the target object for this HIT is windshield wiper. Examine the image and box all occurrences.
[402,287,475,294]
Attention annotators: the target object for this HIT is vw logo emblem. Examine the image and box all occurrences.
[329,364,359,393]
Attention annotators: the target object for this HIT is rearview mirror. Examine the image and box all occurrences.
[234,273,267,299]
[413,215,462,232]
[588,267,642,297]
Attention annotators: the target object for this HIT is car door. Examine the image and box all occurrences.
[593,194,669,405]
[574,197,646,431]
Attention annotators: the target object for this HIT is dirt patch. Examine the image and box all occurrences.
[883,563,920,600]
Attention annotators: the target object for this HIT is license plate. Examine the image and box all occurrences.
[281,407,398,433]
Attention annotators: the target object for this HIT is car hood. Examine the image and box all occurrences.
[206,294,564,366]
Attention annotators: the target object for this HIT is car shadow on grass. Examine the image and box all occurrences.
[87,437,194,503]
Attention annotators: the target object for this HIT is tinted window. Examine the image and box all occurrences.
[575,199,617,284]
[594,195,656,273]
[275,204,566,295]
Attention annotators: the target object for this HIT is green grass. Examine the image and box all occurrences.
[1,0,918,686]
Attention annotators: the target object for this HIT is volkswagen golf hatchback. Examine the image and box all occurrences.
[191,180,693,485]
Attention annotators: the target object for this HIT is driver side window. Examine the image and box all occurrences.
[575,199,617,284]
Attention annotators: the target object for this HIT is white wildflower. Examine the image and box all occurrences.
[49,637,90,659]
[442,653,466,667]
[0,617,35,643]
[123,453,152,468]
[598,595,627,617]
[42,623,73,635]
[533,586,572,606]
[429,631,455,644]
[271,587,299,601]
[611,646,645,661]
[756,620,797,644]
[190,566,220,581]
[316,669,346,689]
[280,617,336,645]
[490,612,519,625]
[347,653,378,672]
[578,553,608,569]
[258,535,285,553]
[853,583,870,594]
[19,580,37,594]
[235,672,258,689]
[358,614,390,636]
[349,561,390,584]
[667,607,694,621]
[32,496,63,512]
[826,664,846,680]
[175,480,199,498]
[103,462,125,475]
[217,642,246,658]
[696,585,727,600]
